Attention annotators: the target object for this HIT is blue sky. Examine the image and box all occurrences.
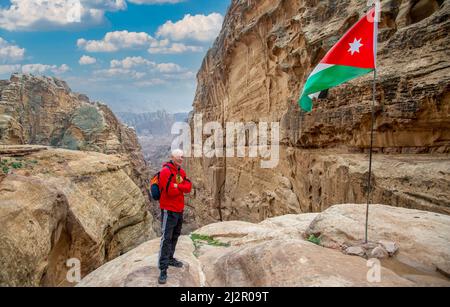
[0,0,230,113]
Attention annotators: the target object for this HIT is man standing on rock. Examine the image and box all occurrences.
[158,149,192,284]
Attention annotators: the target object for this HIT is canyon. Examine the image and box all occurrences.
[184,0,450,230]
[117,111,188,174]
[1,0,449,287]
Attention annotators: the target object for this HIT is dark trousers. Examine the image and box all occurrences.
[158,209,183,271]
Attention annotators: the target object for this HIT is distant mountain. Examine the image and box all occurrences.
[117,111,189,174]
[117,111,189,137]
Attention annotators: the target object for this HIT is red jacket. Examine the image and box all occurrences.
[159,161,192,213]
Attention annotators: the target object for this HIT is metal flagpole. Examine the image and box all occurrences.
[365,1,379,244]
[365,69,377,244]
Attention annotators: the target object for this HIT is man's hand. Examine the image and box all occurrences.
[176,174,184,184]
[174,184,178,189]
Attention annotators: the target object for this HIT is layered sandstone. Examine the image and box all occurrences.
[186,0,450,228]
[0,74,152,215]
[0,146,156,286]
[77,204,450,287]
[0,74,160,287]
[305,204,450,277]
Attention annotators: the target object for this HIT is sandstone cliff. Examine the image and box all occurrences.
[0,146,156,286]
[77,204,450,287]
[0,74,152,214]
[186,0,450,228]
[0,74,159,286]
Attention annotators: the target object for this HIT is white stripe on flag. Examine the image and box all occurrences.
[302,63,334,99]
[309,63,334,77]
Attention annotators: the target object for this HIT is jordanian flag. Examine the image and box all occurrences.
[299,8,378,112]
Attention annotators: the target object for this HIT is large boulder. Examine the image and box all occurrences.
[194,213,318,247]
[77,236,202,287]
[305,204,450,276]
[0,173,69,286]
[0,146,156,286]
[78,205,449,287]
[199,239,414,287]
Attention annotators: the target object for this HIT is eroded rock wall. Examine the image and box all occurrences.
[0,146,156,286]
[186,0,450,228]
[0,74,152,211]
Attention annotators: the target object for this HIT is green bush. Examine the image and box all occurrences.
[2,166,9,174]
[190,233,230,257]
[0,158,38,174]
[11,162,23,169]
[307,234,321,246]
[190,233,230,247]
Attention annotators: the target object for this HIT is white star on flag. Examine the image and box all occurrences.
[348,38,364,55]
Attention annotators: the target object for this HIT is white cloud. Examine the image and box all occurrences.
[156,63,182,73]
[135,79,167,87]
[148,42,203,54]
[55,64,71,74]
[0,63,70,76]
[79,55,97,65]
[78,31,203,54]
[94,68,146,79]
[0,64,21,75]
[109,56,184,73]
[156,13,223,42]
[110,56,155,69]
[0,37,25,63]
[87,0,127,11]
[0,0,109,31]
[0,0,189,31]
[21,63,70,74]
[91,56,189,88]
[128,0,184,4]
[77,30,156,52]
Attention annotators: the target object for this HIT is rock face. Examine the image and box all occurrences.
[77,204,450,287]
[0,75,164,286]
[199,239,413,287]
[77,236,202,287]
[0,74,152,217]
[185,0,450,227]
[0,146,156,286]
[305,204,450,276]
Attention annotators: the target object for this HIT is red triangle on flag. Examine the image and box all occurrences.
[321,8,376,69]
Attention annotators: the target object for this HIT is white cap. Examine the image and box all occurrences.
[171,149,184,159]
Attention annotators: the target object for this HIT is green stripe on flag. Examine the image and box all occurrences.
[299,65,373,112]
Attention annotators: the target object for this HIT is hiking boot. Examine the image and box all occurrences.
[158,270,167,284]
[169,258,183,268]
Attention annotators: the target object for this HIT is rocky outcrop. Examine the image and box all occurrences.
[77,236,202,287]
[305,204,450,277]
[0,74,152,217]
[0,146,156,286]
[77,204,450,287]
[186,0,450,227]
